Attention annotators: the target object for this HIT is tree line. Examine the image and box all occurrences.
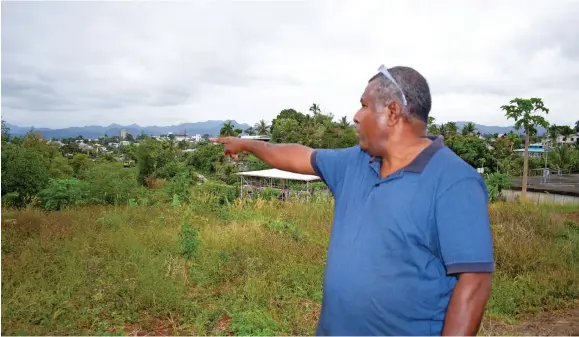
[2,98,579,209]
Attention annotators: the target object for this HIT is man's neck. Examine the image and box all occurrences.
[379,136,432,178]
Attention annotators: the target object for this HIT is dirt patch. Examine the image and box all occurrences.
[212,315,233,336]
[112,316,178,336]
[482,303,579,336]
[563,212,579,222]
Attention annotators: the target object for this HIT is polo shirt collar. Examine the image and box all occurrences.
[369,135,445,174]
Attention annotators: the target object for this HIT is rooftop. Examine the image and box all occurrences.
[511,174,579,197]
[237,168,320,182]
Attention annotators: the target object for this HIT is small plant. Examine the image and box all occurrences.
[38,178,90,211]
[179,223,200,260]
[231,309,280,336]
[484,172,514,202]
[264,219,305,242]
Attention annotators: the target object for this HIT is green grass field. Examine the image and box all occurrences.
[2,197,578,335]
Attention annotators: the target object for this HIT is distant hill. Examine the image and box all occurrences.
[452,121,547,136]
[4,120,252,139]
[4,119,548,139]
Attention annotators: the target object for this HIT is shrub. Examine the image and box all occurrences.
[179,223,200,259]
[38,179,90,211]
[484,172,513,201]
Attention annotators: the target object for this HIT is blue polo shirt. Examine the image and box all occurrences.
[310,136,494,336]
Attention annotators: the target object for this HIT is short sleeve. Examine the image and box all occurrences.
[310,147,355,198]
[435,177,495,275]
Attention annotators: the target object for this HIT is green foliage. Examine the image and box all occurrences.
[219,121,238,137]
[179,223,200,260]
[446,135,491,168]
[2,120,11,143]
[135,138,176,185]
[1,144,51,207]
[484,173,513,201]
[2,199,577,335]
[71,153,94,175]
[501,97,550,136]
[194,182,239,205]
[78,164,147,206]
[164,169,196,203]
[186,143,226,174]
[548,144,579,173]
[39,179,90,210]
[264,219,305,242]
[231,309,280,336]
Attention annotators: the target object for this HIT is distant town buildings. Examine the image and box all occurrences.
[120,129,128,139]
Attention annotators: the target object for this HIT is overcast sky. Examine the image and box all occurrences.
[2,0,578,129]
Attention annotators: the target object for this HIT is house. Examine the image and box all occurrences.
[78,142,93,151]
[555,134,578,144]
[514,143,549,158]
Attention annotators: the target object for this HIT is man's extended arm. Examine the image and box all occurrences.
[442,272,492,336]
[216,137,316,175]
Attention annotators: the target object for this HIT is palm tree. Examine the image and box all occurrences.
[254,120,270,135]
[219,121,236,137]
[338,116,351,129]
[500,97,550,198]
[309,103,321,115]
[440,122,458,138]
[461,122,477,136]
[547,125,560,145]
[244,127,256,136]
[549,144,577,173]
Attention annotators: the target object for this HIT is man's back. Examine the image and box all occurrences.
[312,137,494,335]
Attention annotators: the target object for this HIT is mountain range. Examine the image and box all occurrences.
[4,120,251,139]
[452,121,547,136]
[3,120,546,139]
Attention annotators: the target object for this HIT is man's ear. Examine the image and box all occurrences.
[386,102,402,127]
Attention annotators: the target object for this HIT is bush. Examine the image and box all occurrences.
[179,223,200,260]
[1,145,51,207]
[484,172,513,201]
[38,179,90,211]
[79,164,148,205]
[164,169,196,204]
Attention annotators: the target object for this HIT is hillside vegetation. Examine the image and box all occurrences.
[2,196,578,335]
[2,106,579,335]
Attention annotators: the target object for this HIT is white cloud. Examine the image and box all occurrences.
[2,0,578,128]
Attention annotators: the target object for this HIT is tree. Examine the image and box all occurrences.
[1,144,51,207]
[547,125,560,145]
[338,116,351,130]
[244,127,256,136]
[219,121,236,137]
[2,120,11,143]
[254,120,270,135]
[574,120,579,133]
[309,103,321,115]
[440,122,458,138]
[446,135,490,169]
[461,122,477,136]
[559,125,575,142]
[427,117,440,135]
[500,97,550,198]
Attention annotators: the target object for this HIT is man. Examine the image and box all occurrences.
[216,65,494,336]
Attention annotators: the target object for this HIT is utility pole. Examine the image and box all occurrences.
[542,142,549,184]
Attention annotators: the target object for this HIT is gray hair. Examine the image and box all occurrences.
[368,66,432,123]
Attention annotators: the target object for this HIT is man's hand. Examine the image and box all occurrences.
[211,137,316,175]
[212,137,248,160]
